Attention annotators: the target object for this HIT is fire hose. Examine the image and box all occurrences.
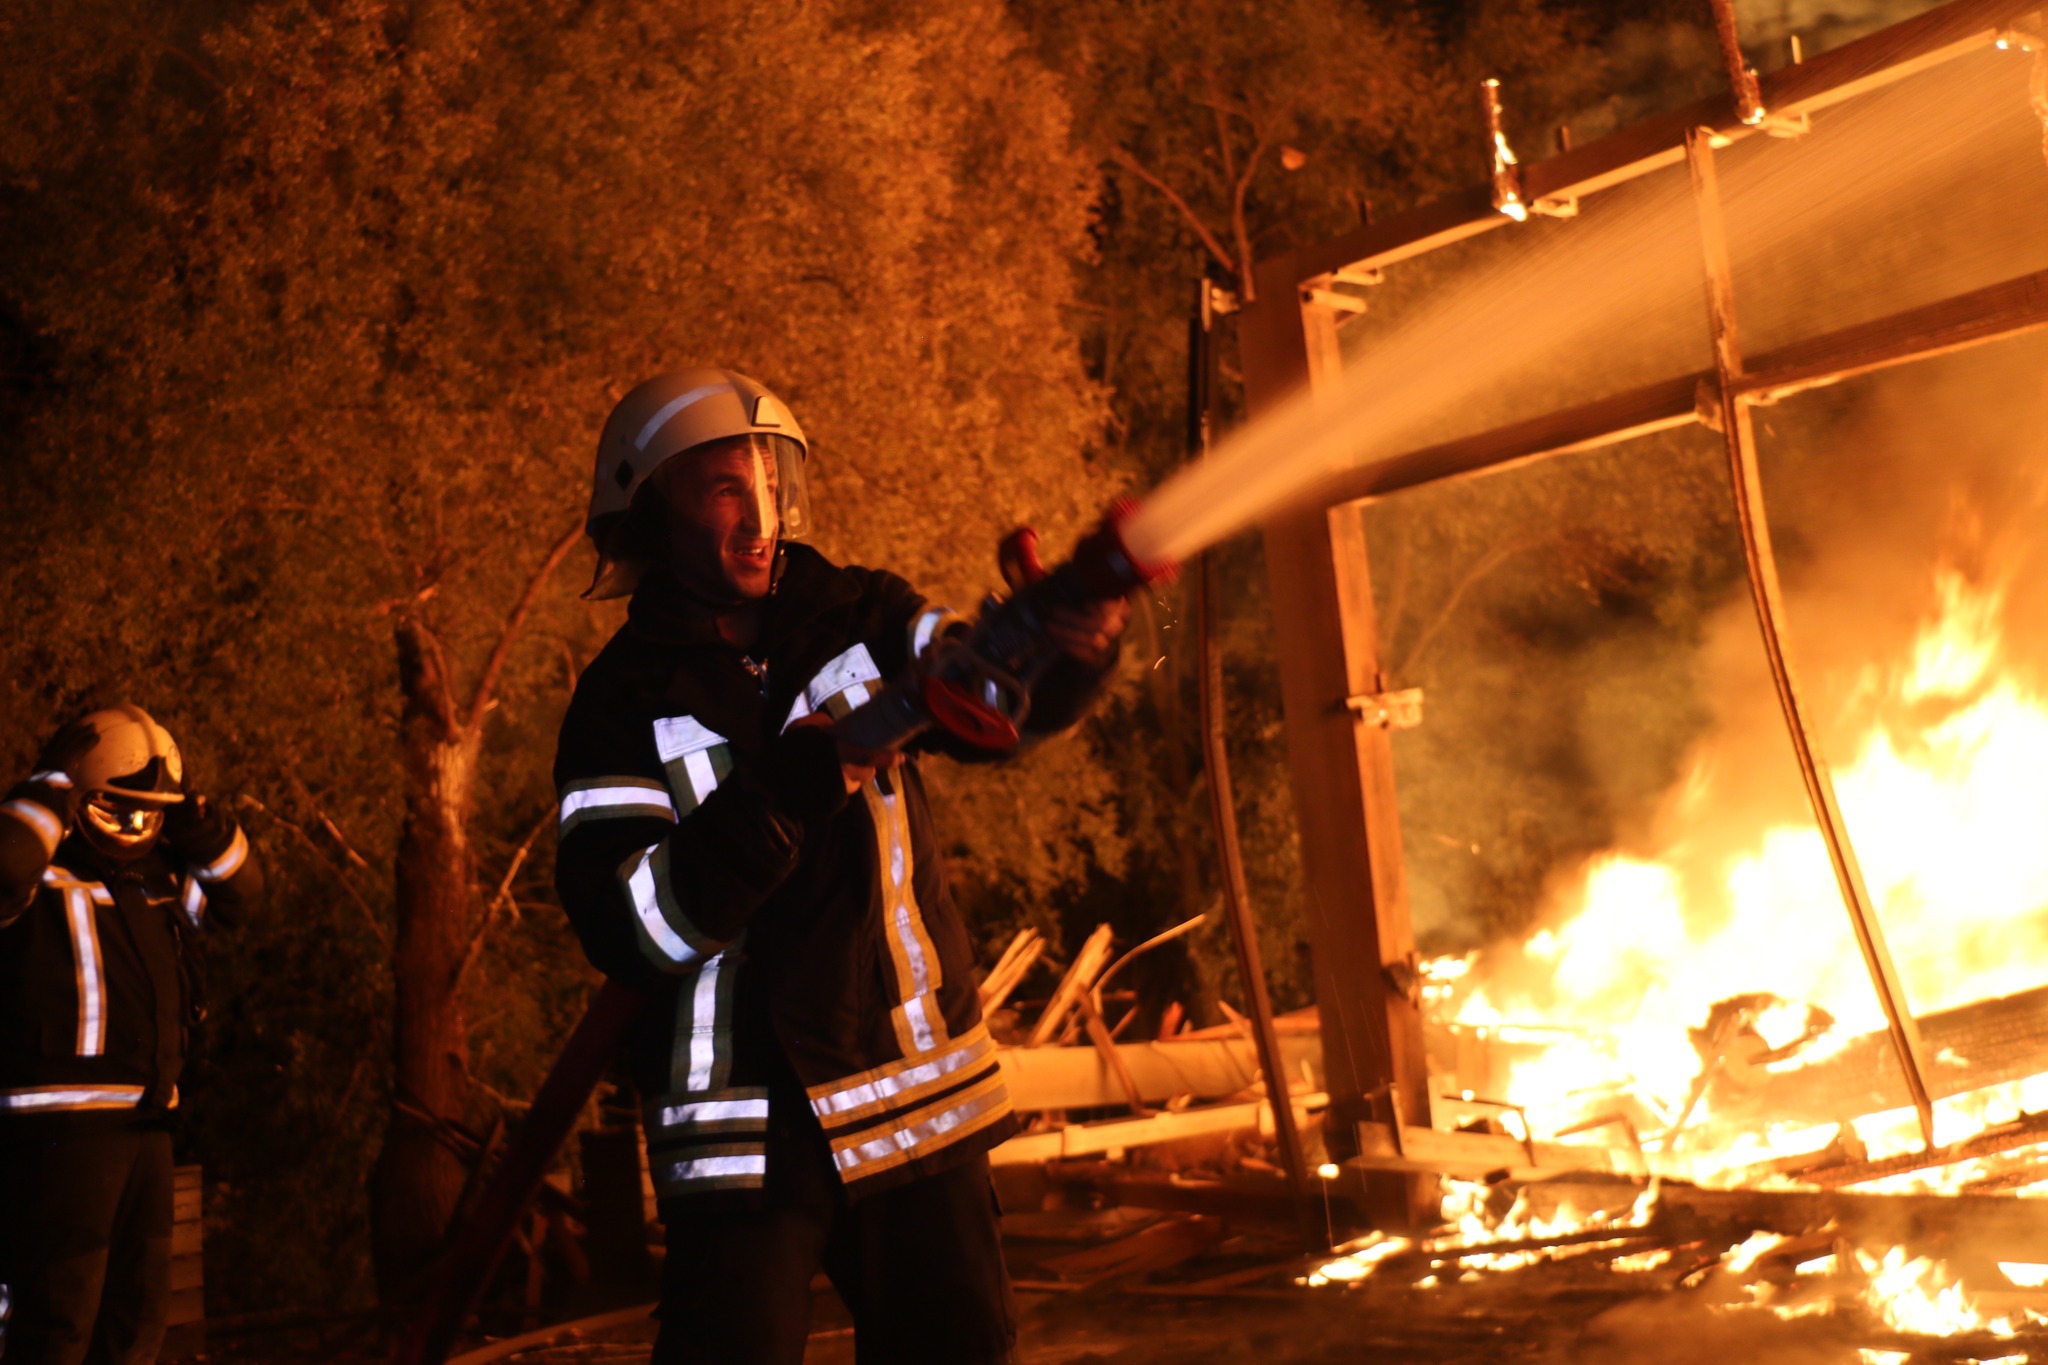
[391,504,1175,1364]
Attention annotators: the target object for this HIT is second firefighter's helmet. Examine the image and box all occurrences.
[584,369,812,599]
[69,704,185,806]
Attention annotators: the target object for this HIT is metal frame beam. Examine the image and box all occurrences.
[1292,264,2048,508]
[1288,0,2045,289]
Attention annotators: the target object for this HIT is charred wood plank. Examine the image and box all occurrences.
[1786,1109,2048,1189]
[1711,982,2048,1126]
[1526,1179,2048,1262]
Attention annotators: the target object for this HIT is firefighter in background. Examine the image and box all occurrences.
[0,706,264,1365]
[554,370,1126,1364]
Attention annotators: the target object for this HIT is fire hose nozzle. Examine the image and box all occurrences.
[1069,497,1179,599]
[835,498,1176,756]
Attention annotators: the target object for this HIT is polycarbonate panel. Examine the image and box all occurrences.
[1745,329,2048,1020]
[1721,44,2048,358]
[1355,422,1764,951]
[1333,157,1713,461]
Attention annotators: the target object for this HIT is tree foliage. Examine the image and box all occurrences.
[2,0,1113,1306]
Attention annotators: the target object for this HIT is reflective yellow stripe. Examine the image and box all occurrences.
[807,1025,996,1126]
[829,1072,1012,1180]
[673,941,740,1093]
[782,644,883,730]
[860,783,947,1056]
[618,843,718,970]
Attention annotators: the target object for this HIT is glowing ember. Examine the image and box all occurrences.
[1304,1232,1411,1286]
[1857,1245,2016,1339]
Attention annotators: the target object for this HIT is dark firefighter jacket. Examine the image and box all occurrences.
[554,544,1111,1201]
[0,783,262,1118]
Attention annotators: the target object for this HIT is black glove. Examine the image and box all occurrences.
[33,717,100,783]
[764,722,855,824]
[161,793,237,865]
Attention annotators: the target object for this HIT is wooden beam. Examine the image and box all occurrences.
[1525,1178,2048,1263]
[997,1032,1323,1112]
[1288,0,2042,287]
[1244,254,1435,1233]
[990,1094,1329,1166]
[1713,981,2048,1127]
[1348,1121,1647,1182]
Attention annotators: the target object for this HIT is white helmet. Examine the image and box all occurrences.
[585,369,812,599]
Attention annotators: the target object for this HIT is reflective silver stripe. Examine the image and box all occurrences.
[559,780,676,835]
[657,1097,769,1128]
[653,716,730,812]
[620,844,712,970]
[0,799,62,856]
[46,868,112,904]
[63,889,105,1056]
[783,644,883,730]
[810,1027,995,1119]
[910,607,959,660]
[661,1152,766,1184]
[634,383,733,451]
[0,1085,145,1112]
[832,1080,1010,1175]
[181,876,206,927]
[192,826,248,883]
[27,771,73,789]
[683,950,731,1092]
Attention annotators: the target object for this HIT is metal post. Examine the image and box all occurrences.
[1189,279,1316,1242]
[1685,128,1937,1148]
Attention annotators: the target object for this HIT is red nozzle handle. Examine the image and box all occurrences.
[998,527,1048,591]
[922,674,1022,752]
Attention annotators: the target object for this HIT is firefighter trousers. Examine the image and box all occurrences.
[0,1116,174,1365]
[651,1131,1015,1365]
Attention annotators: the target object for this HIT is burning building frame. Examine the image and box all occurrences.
[1173,0,2048,1353]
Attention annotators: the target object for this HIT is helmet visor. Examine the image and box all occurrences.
[81,792,165,854]
[760,434,810,542]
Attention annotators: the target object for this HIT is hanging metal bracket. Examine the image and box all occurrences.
[1346,686,1424,730]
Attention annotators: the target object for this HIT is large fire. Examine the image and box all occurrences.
[1447,563,2048,1169]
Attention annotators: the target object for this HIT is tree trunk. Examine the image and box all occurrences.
[371,618,482,1302]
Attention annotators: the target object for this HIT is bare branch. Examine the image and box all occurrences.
[236,794,391,952]
[1105,146,1237,280]
[1392,536,1550,678]
[464,521,584,738]
[1230,99,1298,302]
[455,803,557,993]
[288,778,373,870]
